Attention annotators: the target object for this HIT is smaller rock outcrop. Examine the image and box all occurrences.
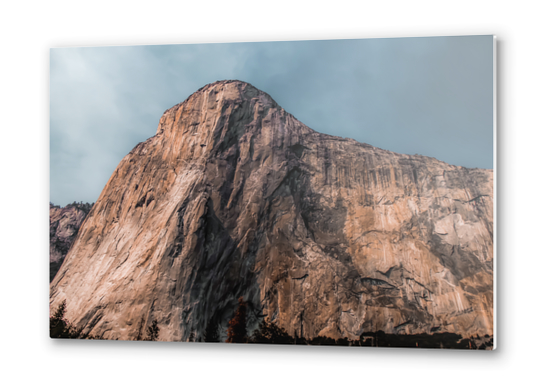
[49,202,93,281]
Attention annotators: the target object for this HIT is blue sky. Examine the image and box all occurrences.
[50,35,494,206]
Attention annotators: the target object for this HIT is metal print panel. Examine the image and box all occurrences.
[50,35,495,349]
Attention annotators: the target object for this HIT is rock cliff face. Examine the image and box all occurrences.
[49,203,92,281]
[50,80,493,341]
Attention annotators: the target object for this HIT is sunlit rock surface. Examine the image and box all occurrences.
[50,80,493,341]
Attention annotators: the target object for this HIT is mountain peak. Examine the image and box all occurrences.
[186,80,275,107]
[155,80,287,145]
[196,79,255,91]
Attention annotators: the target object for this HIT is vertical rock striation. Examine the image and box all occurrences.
[50,80,493,341]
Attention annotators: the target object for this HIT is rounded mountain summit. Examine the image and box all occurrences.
[50,80,493,342]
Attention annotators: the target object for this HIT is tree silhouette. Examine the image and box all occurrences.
[136,316,160,341]
[50,300,92,339]
[250,319,295,344]
[146,319,160,341]
[204,315,221,342]
[226,297,247,343]
[50,300,71,338]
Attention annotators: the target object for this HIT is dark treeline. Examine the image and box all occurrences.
[219,297,493,349]
[247,326,493,349]
[50,298,493,349]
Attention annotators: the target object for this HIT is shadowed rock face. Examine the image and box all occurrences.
[49,203,92,282]
[50,80,493,341]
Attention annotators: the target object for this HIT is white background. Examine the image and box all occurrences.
[0,0,539,382]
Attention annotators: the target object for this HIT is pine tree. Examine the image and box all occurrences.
[146,319,160,341]
[50,300,71,338]
[204,315,221,342]
[226,297,247,343]
[135,316,160,341]
[50,300,91,339]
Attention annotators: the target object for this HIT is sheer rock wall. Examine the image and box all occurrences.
[50,80,493,341]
